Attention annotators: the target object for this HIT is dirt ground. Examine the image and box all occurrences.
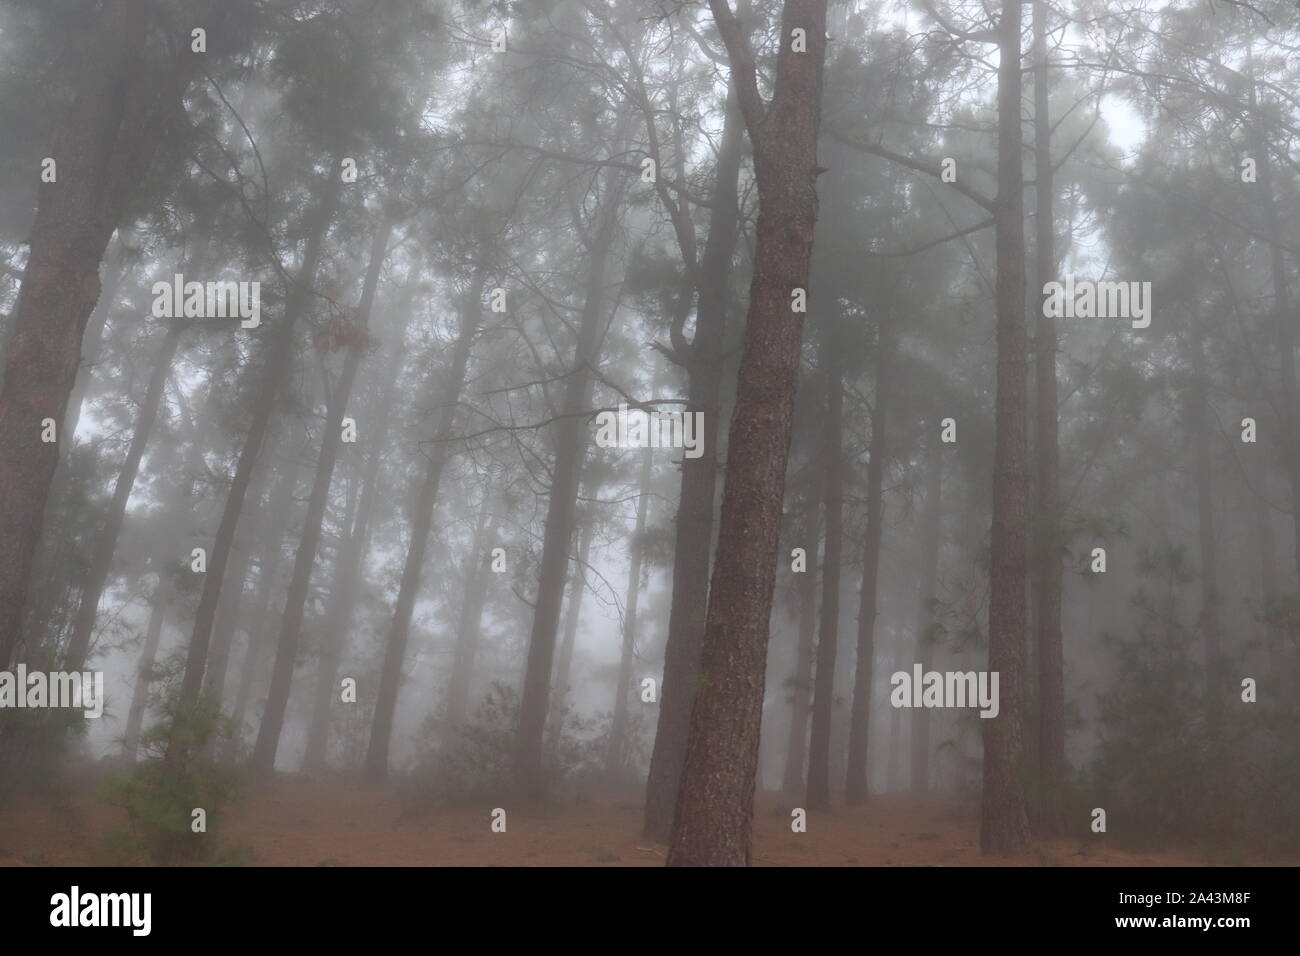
[0,773,1285,866]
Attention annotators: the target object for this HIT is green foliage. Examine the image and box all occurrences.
[1087,547,1300,856]
[101,694,241,865]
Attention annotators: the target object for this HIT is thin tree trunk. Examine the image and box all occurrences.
[607,447,653,783]
[514,182,624,799]
[364,270,486,781]
[1032,0,1067,836]
[64,323,182,672]
[223,448,302,763]
[910,433,942,794]
[546,512,595,763]
[643,82,743,841]
[302,288,415,772]
[667,0,828,866]
[781,499,820,793]
[253,215,394,773]
[806,335,844,810]
[1189,321,1223,716]
[176,155,344,712]
[981,0,1033,854]
[845,320,894,804]
[443,513,498,743]
[122,567,171,763]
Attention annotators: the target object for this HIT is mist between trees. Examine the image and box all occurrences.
[0,0,1296,868]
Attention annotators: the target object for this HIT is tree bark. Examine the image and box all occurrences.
[980,0,1033,854]
[667,0,828,866]
[1032,0,1066,836]
[643,83,743,842]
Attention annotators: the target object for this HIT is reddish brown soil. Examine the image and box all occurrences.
[0,774,1286,867]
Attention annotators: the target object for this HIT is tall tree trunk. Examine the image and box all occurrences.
[1032,0,1066,836]
[223,452,301,763]
[64,323,182,672]
[667,0,828,867]
[607,447,653,784]
[514,183,623,800]
[781,499,820,793]
[546,511,595,763]
[253,215,394,773]
[981,0,1033,854]
[122,569,171,763]
[364,270,486,782]
[1249,90,1300,593]
[1189,321,1223,717]
[0,4,187,667]
[176,155,344,712]
[845,320,894,803]
[643,83,743,842]
[910,433,942,794]
[64,242,131,444]
[806,335,844,810]
[442,513,498,744]
[302,288,415,772]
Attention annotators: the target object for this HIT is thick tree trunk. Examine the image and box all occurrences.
[514,185,623,800]
[643,84,743,842]
[910,433,942,794]
[667,0,828,866]
[0,4,178,667]
[781,499,819,793]
[64,323,182,672]
[845,321,894,803]
[364,271,486,782]
[253,216,394,773]
[981,0,1033,854]
[176,157,343,715]
[302,289,415,772]
[806,336,844,810]
[607,447,653,784]
[1032,0,1066,836]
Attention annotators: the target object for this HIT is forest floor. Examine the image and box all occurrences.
[0,771,1287,867]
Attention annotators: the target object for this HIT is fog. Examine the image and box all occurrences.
[0,0,1296,869]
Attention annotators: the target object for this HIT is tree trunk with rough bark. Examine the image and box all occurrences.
[667,0,828,867]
